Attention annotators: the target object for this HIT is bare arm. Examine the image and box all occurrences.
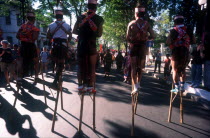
[148,24,155,40]
[166,32,172,45]
[73,20,79,35]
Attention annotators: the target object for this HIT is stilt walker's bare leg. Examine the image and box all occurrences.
[180,91,183,123]
[13,85,20,107]
[51,85,60,131]
[41,72,47,105]
[168,92,173,122]
[79,92,85,132]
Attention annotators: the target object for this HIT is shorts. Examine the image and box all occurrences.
[130,43,146,60]
[0,62,15,72]
[20,41,38,60]
[51,40,68,60]
[77,39,97,58]
[171,46,189,72]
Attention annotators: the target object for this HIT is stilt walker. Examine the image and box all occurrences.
[73,0,104,132]
[126,4,155,136]
[46,5,72,131]
[166,15,196,124]
[15,11,47,106]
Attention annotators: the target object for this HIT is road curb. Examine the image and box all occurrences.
[145,69,210,111]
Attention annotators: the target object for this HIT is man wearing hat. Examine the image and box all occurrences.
[16,11,40,83]
[73,0,104,92]
[166,15,196,92]
[47,8,72,88]
[0,40,17,86]
[126,5,155,94]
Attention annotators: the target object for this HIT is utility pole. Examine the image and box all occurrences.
[207,0,210,32]
[19,0,25,23]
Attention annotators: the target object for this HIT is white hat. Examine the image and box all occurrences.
[1,40,9,45]
[88,0,98,4]
[54,6,63,15]
[135,7,145,12]
[174,15,184,20]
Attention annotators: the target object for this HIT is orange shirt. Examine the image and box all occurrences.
[18,22,40,43]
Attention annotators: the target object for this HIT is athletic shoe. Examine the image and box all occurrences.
[171,88,179,93]
[78,85,84,91]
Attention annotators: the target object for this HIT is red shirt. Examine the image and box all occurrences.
[164,58,171,68]
[18,22,40,43]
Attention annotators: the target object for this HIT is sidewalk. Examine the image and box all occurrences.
[145,63,210,110]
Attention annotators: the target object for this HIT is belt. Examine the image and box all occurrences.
[53,38,67,43]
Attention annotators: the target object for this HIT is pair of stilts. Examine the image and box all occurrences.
[51,75,96,132]
[13,68,47,107]
[131,82,184,136]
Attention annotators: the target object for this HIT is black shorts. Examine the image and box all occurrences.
[77,39,97,58]
[130,43,146,60]
[51,39,68,60]
[172,46,189,72]
[20,41,38,59]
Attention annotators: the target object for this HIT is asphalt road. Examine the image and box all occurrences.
[0,66,210,138]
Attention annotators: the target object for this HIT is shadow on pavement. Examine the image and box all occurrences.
[136,114,192,137]
[105,119,160,137]
[15,89,54,121]
[0,95,38,138]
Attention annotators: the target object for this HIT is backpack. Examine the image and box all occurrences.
[170,26,190,49]
[130,20,148,42]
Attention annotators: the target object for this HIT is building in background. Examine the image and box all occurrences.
[0,7,47,48]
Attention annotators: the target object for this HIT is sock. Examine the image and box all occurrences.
[180,82,185,87]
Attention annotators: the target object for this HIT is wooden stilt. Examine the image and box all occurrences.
[168,92,173,122]
[51,87,60,131]
[131,94,135,136]
[41,72,47,105]
[180,91,183,123]
[51,76,62,131]
[134,92,139,114]
[93,93,96,130]
[79,92,85,132]
[13,84,20,107]
[60,80,64,110]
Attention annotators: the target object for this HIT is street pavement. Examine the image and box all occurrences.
[0,65,210,138]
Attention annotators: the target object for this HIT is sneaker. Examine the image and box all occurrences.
[87,87,96,93]
[78,85,84,91]
[171,88,179,93]
[131,89,139,95]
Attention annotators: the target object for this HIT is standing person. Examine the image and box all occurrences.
[16,11,40,83]
[104,49,112,77]
[203,32,210,90]
[123,52,131,83]
[40,47,49,73]
[115,51,124,71]
[47,8,72,88]
[73,0,104,92]
[190,44,203,88]
[166,15,196,92]
[164,54,171,81]
[0,40,17,86]
[126,5,155,94]
[154,50,162,73]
